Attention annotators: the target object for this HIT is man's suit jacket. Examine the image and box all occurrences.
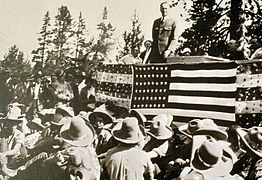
[152,17,176,55]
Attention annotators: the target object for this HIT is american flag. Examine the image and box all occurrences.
[96,62,238,124]
[96,64,133,108]
[131,62,237,123]
[235,60,262,127]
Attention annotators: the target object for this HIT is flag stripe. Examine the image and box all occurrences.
[135,108,235,121]
[171,76,236,84]
[171,69,236,78]
[169,90,235,98]
[169,83,236,91]
[97,72,133,84]
[172,62,237,70]
[168,95,235,106]
[166,102,235,113]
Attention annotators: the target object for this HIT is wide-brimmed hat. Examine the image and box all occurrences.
[237,127,262,157]
[60,116,95,147]
[27,118,45,130]
[112,117,146,144]
[191,136,234,177]
[51,106,74,126]
[88,111,113,125]
[147,115,174,140]
[179,119,227,140]
[130,109,147,127]
[0,106,24,124]
[8,102,25,109]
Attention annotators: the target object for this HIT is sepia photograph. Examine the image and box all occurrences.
[0,0,262,179]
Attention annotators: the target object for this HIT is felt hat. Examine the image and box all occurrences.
[237,126,262,157]
[0,106,24,124]
[112,117,146,144]
[147,115,174,140]
[179,119,227,140]
[191,136,234,177]
[51,106,74,126]
[88,111,113,125]
[130,109,147,127]
[27,117,45,130]
[60,116,95,147]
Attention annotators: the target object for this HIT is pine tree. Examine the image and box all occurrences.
[179,0,226,55]
[51,6,74,68]
[121,11,144,58]
[73,12,91,59]
[2,45,31,78]
[31,11,52,65]
[92,7,115,60]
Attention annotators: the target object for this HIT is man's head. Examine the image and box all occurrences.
[144,40,152,49]
[160,1,170,18]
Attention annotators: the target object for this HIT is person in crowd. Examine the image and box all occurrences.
[226,39,246,60]
[104,117,155,180]
[179,136,237,179]
[28,106,74,157]
[12,73,33,112]
[88,111,114,155]
[143,114,174,178]
[78,75,97,113]
[233,126,262,179]
[180,47,191,56]
[140,40,153,64]
[250,39,262,60]
[0,105,26,175]
[42,116,100,180]
[25,117,45,150]
[150,1,176,63]
[52,69,74,107]
[119,46,143,64]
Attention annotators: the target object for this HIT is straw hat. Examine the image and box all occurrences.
[237,126,262,157]
[112,117,146,144]
[60,116,95,147]
[191,136,234,177]
[179,119,227,140]
[147,115,174,140]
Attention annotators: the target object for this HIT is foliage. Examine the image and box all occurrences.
[1,45,31,78]
[121,11,144,58]
[31,11,52,65]
[176,0,262,58]
[91,7,116,60]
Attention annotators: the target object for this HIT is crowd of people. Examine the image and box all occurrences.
[0,65,261,179]
[1,1,262,179]
[1,93,262,179]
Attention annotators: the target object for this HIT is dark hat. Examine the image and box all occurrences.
[60,116,95,147]
[88,111,113,125]
[112,117,146,144]
[237,126,262,157]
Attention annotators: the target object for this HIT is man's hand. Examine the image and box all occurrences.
[163,50,171,58]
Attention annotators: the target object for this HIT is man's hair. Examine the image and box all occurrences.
[160,1,168,8]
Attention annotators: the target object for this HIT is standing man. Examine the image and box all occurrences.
[151,1,176,63]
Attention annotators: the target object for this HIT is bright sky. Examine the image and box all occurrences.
[0,0,190,59]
